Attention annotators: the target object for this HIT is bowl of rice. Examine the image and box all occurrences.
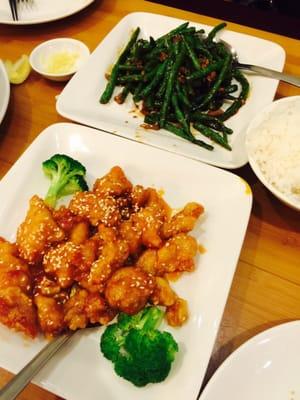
[246,96,300,211]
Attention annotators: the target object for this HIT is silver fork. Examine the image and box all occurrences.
[8,0,29,21]
[0,332,74,400]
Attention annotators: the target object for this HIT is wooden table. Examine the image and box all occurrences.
[0,0,299,398]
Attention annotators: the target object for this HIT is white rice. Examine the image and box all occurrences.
[246,98,300,207]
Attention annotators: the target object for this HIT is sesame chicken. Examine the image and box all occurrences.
[157,233,198,273]
[136,233,198,275]
[93,166,132,198]
[0,165,203,338]
[150,277,177,307]
[16,195,65,264]
[165,298,189,327]
[34,294,65,336]
[64,287,115,330]
[43,242,81,289]
[0,287,38,337]
[69,192,121,227]
[105,267,155,315]
[0,238,31,293]
[162,202,204,239]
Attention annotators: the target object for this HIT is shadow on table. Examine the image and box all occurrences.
[235,164,300,234]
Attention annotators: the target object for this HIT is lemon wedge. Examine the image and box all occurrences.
[4,55,31,84]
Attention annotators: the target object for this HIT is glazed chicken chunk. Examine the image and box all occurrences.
[0,165,204,338]
[16,195,65,264]
[0,238,38,337]
[105,267,155,315]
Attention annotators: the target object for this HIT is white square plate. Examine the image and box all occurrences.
[0,122,252,400]
[56,12,285,169]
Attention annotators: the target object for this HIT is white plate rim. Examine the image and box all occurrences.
[56,11,286,170]
[0,0,95,25]
[199,320,300,399]
[0,122,253,400]
[0,60,10,125]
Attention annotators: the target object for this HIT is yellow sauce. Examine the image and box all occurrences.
[164,272,183,282]
[198,243,206,254]
[239,177,252,195]
[44,51,79,74]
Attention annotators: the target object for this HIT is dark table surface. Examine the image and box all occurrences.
[147,0,300,40]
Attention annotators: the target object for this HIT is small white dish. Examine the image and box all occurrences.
[246,96,300,211]
[200,320,300,400]
[29,38,90,82]
[0,60,10,124]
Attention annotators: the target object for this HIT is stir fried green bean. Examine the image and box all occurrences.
[99,22,250,151]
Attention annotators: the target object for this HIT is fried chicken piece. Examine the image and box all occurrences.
[73,239,99,282]
[165,298,189,327]
[136,189,170,248]
[162,202,204,239]
[119,219,143,254]
[69,221,90,245]
[53,206,86,235]
[33,274,61,297]
[157,233,198,273]
[69,192,121,227]
[0,287,38,337]
[85,233,129,290]
[63,288,87,330]
[130,185,151,211]
[136,233,198,275]
[150,277,177,307]
[120,189,170,250]
[34,294,65,336]
[85,292,116,325]
[136,249,159,275]
[16,196,65,264]
[43,239,98,289]
[64,288,115,330]
[93,166,132,198]
[105,267,155,315]
[0,239,31,293]
[43,242,80,289]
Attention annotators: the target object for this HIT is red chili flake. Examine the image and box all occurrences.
[114,93,124,104]
[200,58,210,68]
[159,52,168,62]
[207,109,224,117]
[206,71,217,82]
[172,34,182,43]
[140,123,160,131]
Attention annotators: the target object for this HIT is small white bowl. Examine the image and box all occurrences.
[246,96,300,211]
[29,38,90,82]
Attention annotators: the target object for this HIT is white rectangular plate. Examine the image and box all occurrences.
[0,123,252,400]
[57,12,285,169]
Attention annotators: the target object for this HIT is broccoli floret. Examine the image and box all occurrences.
[100,307,178,387]
[42,154,88,208]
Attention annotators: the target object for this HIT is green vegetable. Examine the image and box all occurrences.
[100,306,178,387]
[193,122,232,150]
[218,69,250,121]
[99,22,249,152]
[42,154,88,208]
[206,22,227,43]
[100,27,140,104]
